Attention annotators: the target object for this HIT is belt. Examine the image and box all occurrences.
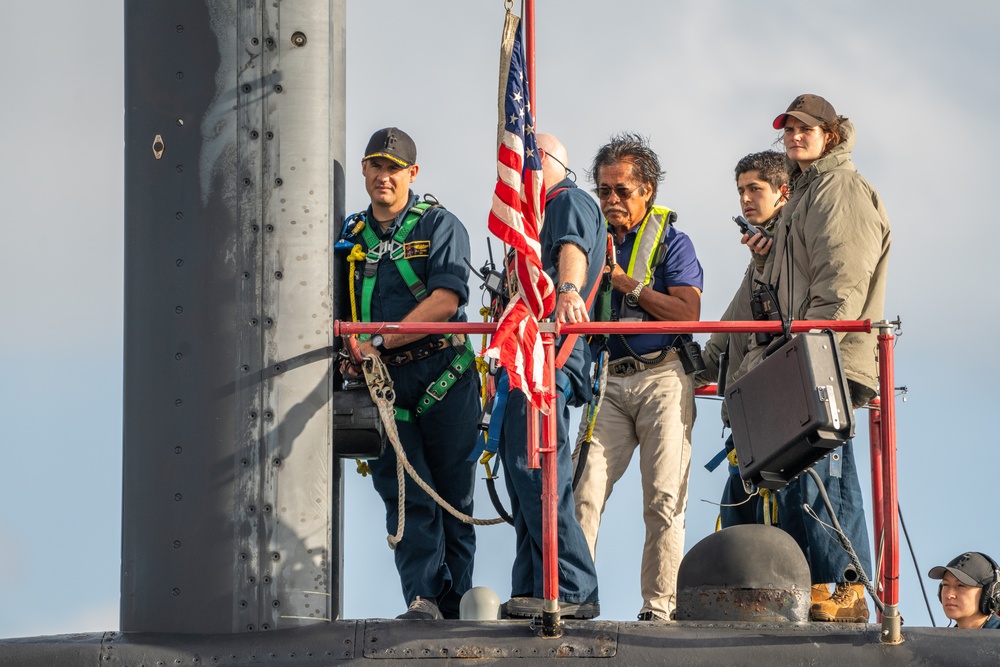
[608,349,680,377]
[382,334,466,367]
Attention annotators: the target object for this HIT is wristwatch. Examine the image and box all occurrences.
[370,334,387,353]
[557,282,579,295]
[625,282,645,307]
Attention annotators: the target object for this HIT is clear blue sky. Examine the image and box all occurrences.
[3,0,999,637]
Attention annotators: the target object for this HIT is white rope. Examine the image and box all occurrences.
[361,355,507,550]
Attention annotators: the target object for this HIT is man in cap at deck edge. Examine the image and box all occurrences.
[338,127,480,620]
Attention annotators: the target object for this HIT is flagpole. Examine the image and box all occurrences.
[525,0,536,118]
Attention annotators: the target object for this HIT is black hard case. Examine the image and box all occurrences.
[331,388,386,459]
[725,331,854,490]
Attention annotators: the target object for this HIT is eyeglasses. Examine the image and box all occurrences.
[595,184,643,200]
[539,149,577,182]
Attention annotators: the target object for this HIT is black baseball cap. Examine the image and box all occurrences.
[772,94,837,130]
[928,552,998,587]
[363,127,417,168]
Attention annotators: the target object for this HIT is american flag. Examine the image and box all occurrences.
[485,15,553,409]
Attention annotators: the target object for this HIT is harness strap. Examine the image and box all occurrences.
[413,337,475,417]
[358,202,433,328]
[394,337,475,423]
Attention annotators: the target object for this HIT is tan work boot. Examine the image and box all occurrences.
[810,583,832,605]
[810,582,869,623]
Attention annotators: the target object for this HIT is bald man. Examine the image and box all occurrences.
[499,134,605,619]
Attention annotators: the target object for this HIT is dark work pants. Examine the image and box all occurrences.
[368,359,479,619]
[498,373,599,604]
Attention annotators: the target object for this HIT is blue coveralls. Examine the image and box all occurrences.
[497,180,601,604]
[343,191,479,619]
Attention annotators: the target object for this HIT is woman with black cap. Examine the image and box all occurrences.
[929,552,1000,629]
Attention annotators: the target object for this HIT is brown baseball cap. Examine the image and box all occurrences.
[772,94,837,130]
[363,127,417,168]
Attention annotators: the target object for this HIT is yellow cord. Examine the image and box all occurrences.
[347,243,371,477]
[347,244,366,323]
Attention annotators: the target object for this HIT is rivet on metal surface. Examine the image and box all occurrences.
[176,118,184,126]
[251,224,259,233]
[274,271,283,280]
[175,306,183,314]
[251,37,259,46]
[249,411,257,420]
[248,505,256,514]
[274,84,283,94]
[174,446,182,454]
[241,365,250,372]
[273,364,282,373]
[265,37,275,47]
[263,505,272,513]
[250,318,258,326]
[274,178,283,187]
[265,131,274,140]
[242,84,251,94]
[176,25,183,33]
[175,164,184,173]
[175,211,183,220]
[175,71,184,80]
[271,552,280,561]
[174,399,183,407]
[263,411,273,421]
[265,224,274,233]
[172,588,180,596]
[175,259,183,267]
[264,318,273,326]
[175,352,183,360]
[239,553,248,561]
[152,135,165,159]
[174,494,182,501]
[291,32,307,47]
[250,129,259,139]
[272,458,282,467]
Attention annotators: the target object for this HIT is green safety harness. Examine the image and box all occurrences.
[353,201,475,424]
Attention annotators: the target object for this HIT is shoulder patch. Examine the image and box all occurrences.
[403,240,430,258]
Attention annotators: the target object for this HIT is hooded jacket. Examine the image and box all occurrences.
[739,118,891,400]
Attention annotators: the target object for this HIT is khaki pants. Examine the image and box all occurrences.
[573,359,695,618]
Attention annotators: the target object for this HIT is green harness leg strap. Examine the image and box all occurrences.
[358,202,433,336]
[393,336,476,423]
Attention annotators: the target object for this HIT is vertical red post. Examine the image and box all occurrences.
[540,331,562,637]
[877,330,902,642]
[868,397,884,622]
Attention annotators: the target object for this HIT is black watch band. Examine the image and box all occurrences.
[371,334,387,353]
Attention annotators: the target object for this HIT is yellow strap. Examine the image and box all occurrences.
[760,488,779,525]
[347,244,366,323]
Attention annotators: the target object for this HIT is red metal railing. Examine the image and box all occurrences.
[335,318,900,640]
